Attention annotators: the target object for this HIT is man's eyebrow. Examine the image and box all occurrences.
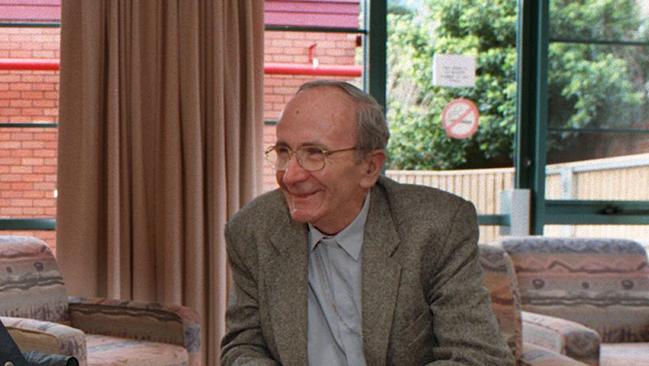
[273,141,327,149]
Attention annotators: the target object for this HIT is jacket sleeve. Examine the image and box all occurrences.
[425,200,515,366]
[220,223,280,366]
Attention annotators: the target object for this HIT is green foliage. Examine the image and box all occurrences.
[387,0,649,170]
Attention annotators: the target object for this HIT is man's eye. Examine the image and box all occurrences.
[303,147,325,156]
[275,147,290,156]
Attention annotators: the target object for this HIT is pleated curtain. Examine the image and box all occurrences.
[56,1,264,364]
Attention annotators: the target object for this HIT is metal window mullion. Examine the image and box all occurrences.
[365,0,386,110]
[515,0,549,234]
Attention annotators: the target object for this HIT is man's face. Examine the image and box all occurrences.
[275,87,377,234]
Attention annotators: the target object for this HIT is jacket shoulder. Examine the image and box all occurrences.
[226,189,287,237]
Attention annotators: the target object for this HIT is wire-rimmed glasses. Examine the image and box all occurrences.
[264,144,357,172]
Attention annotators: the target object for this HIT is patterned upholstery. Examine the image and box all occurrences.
[501,236,649,366]
[0,235,201,366]
[479,244,592,365]
[0,236,69,323]
[479,244,522,360]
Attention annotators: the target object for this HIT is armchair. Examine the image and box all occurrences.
[479,244,599,365]
[500,236,649,366]
[0,235,200,366]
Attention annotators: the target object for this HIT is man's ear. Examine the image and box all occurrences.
[360,150,386,189]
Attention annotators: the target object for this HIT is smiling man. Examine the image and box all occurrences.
[221,80,514,366]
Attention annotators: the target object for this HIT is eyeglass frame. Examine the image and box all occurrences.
[264,144,359,172]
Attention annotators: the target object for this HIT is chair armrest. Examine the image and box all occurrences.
[1,316,86,364]
[522,311,600,366]
[68,297,200,356]
[521,343,589,366]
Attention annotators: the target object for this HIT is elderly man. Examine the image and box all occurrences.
[221,80,514,365]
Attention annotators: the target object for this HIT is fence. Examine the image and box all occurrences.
[386,153,649,244]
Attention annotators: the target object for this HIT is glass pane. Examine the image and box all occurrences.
[547,43,648,130]
[1,25,60,250]
[262,30,365,192]
[386,0,517,243]
[265,0,363,29]
[550,0,649,42]
[545,131,649,201]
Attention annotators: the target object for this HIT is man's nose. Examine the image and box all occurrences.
[280,155,309,184]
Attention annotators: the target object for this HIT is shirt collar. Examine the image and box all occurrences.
[309,193,370,261]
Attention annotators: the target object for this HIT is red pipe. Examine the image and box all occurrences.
[0,58,362,77]
[264,63,361,77]
[0,58,59,71]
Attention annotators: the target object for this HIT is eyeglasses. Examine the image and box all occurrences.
[264,144,357,172]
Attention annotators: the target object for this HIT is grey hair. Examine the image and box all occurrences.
[297,80,390,159]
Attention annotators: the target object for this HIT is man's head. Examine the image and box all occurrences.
[269,80,389,234]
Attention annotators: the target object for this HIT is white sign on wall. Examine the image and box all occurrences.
[432,54,476,88]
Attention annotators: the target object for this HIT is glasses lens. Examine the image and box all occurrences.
[297,146,326,171]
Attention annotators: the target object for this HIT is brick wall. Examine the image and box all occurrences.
[0,27,59,250]
[0,27,361,251]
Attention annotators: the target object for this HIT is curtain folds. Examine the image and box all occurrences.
[56,1,264,364]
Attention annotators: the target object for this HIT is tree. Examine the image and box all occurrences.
[387,0,649,170]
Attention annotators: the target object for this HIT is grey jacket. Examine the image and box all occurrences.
[221,176,514,366]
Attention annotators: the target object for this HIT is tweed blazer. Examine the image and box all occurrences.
[221,176,514,366]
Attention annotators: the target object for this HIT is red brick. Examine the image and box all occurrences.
[9,50,32,58]
[10,198,34,207]
[21,141,45,149]
[11,132,34,141]
[33,100,57,108]
[33,150,56,158]
[33,182,56,191]
[0,207,22,215]
[0,90,21,98]
[22,207,45,215]
[10,166,32,174]
[33,51,56,58]
[0,141,21,149]
[32,83,55,91]
[10,83,32,91]
[10,149,33,158]
[33,165,56,173]
[31,198,53,207]
[22,174,45,182]
[10,182,33,190]
[22,158,44,166]
[0,190,22,198]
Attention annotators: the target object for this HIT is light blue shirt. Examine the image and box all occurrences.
[307,194,369,366]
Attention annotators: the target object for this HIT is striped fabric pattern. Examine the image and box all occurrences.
[0,235,69,323]
[480,244,597,365]
[502,237,649,343]
[479,244,522,360]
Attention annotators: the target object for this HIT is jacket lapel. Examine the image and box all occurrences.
[362,186,402,365]
[267,217,309,365]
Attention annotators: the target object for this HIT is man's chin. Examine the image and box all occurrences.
[288,208,314,224]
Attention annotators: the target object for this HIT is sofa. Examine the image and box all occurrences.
[0,235,201,366]
[479,244,599,365]
[500,236,649,366]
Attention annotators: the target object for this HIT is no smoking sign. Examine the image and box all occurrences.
[441,98,479,139]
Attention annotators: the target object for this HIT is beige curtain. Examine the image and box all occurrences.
[56,1,264,364]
